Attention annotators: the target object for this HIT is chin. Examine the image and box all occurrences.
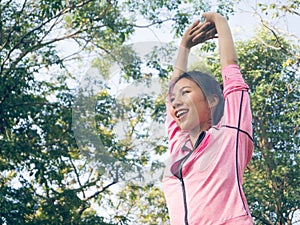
[180,124,198,132]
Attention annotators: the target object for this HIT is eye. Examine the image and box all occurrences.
[182,89,190,95]
[170,97,175,103]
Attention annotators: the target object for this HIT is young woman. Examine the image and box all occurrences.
[163,12,254,225]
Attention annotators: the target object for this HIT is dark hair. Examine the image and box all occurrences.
[172,71,224,125]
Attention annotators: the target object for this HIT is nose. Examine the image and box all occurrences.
[171,95,183,109]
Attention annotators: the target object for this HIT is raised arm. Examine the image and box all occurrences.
[167,19,217,152]
[200,12,238,68]
[171,20,217,82]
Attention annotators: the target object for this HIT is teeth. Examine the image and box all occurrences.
[176,109,188,118]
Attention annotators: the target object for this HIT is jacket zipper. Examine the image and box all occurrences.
[179,151,192,225]
[175,132,205,225]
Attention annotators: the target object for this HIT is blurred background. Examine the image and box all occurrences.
[0,0,299,224]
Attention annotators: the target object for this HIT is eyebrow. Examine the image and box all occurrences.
[171,85,192,96]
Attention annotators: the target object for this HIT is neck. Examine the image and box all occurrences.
[189,132,200,147]
[189,120,212,147]
[189,127,206,147]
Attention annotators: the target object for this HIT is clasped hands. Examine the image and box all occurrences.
[180,13,218,49]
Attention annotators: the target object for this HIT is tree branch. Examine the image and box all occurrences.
[279,5,300,16]
[0,0,94,71]
[247,5,300,61]
[130,18,173,28]
[85,179,117,201]
[69,157,86,199]
[0,0,27,67]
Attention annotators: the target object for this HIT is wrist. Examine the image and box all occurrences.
[180,42,191,50]
[213,13,227,25]
[204,12,226,24]
[178,44,191,55]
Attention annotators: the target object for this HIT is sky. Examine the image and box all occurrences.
[61,0,300,93]
[129,0,300,44]
[81,0,300,161]
[58,1,300,223]
[114,1,300,223]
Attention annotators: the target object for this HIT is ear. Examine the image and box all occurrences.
[208,95,219,108]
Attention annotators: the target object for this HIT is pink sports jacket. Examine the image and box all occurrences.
[163,64,254,225]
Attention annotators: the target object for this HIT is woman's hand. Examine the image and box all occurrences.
[201,12,238,67]
[201,12,221,23]
[181,19,217,49]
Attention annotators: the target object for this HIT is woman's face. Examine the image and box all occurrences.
[170,78,212,133]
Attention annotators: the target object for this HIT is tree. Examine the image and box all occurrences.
[239,0,300,62]
[112,2,300,224]
[240,29,299,225]
[2,0,299,224]
[237,2,300,224]
[206,24,299,224]
[0,0,237,224]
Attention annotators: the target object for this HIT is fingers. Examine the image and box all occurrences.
[192,31,217,43]
[193,28,217,42]
[201,12,208,20]
[189,21,211,35]
[201,12,215,22]
[191,19,200,28]
[189,21,217,43]
[188,19,200,33]
[182,17,217,48]
[206,26,217,37]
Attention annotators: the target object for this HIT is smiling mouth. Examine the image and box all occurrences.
[176,109,188,119]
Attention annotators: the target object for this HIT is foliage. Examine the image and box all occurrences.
[4,0,298,224]
[239,29,299,225]
[0,0,237,224]
[116,182,169,224]
[207,25,300,225]
[240,2,300,223]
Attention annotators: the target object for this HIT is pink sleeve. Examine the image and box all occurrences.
[166,99,186,154]
[221,64,252,135]
[222,64,253,165]
[222,64,249,97]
